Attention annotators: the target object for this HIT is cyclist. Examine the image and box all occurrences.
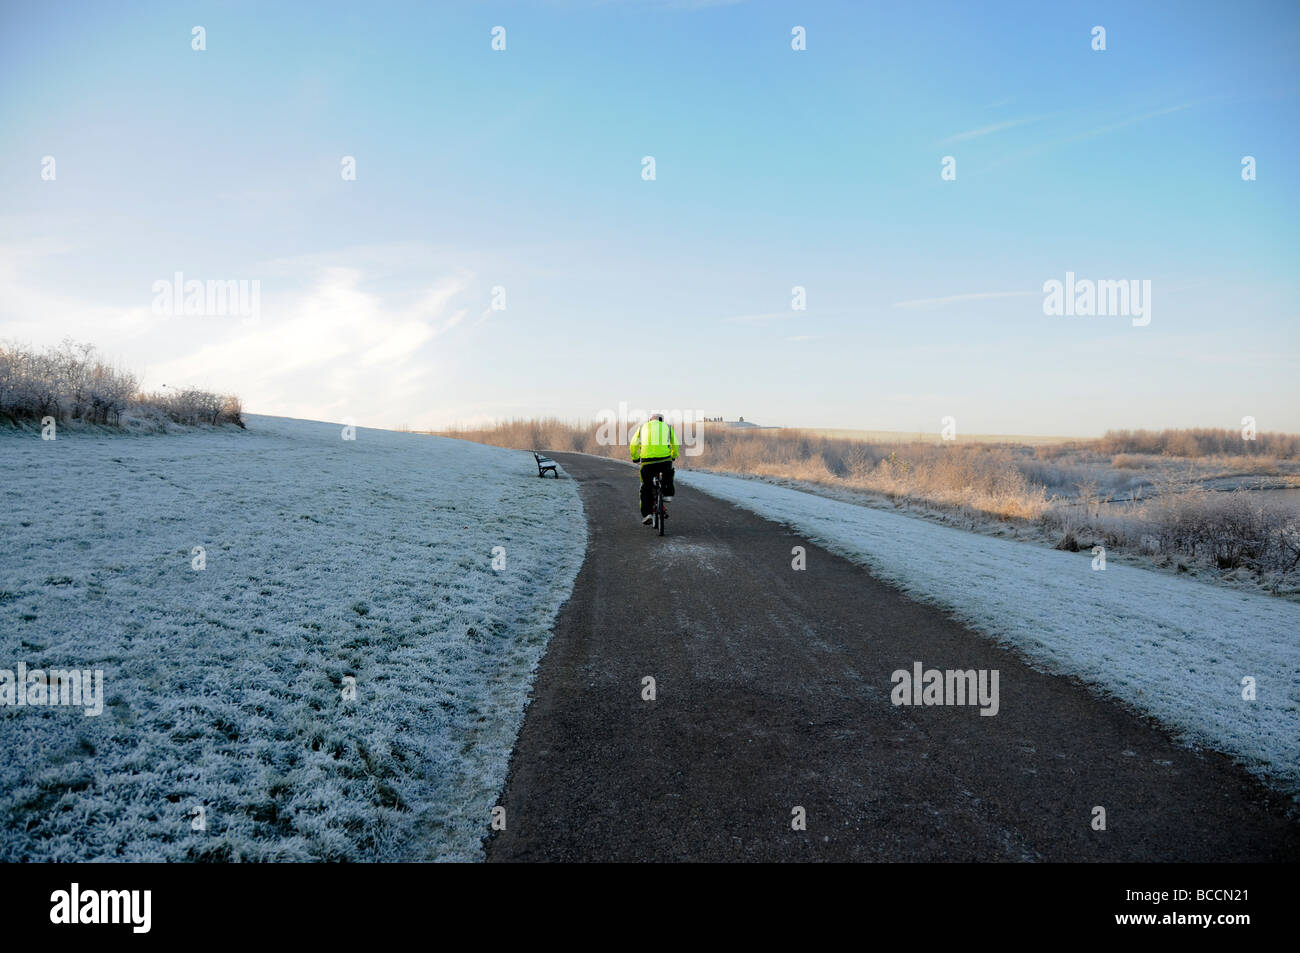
[629,413,678,525]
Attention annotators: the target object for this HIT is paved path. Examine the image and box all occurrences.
[486,453,1300,861]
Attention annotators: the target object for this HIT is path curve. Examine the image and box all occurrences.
[486,453,1299,862]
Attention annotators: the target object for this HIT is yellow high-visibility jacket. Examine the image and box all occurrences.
[630,418,679,465]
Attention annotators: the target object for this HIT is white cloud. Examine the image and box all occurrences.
[145,267,472,423]
[0,242,479,429]
[0,240,159,343]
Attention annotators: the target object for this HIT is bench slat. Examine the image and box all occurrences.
[532,451,558,476]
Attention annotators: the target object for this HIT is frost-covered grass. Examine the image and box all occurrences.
[678,469,1300,797]
[0,415,584,860]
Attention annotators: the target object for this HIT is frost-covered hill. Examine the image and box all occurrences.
[679,469,1300,796]
[0,415,585,860]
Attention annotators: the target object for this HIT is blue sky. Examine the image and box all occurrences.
[2,0,1297,435]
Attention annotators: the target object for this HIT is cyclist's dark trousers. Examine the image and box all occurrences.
[639,461,675,516]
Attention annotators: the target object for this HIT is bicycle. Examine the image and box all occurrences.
[652,473,669,537]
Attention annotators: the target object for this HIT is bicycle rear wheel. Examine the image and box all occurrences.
[653,476,665,535]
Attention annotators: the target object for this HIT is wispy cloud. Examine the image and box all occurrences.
[893,291,1037,309]
[884,393,948,404]
[942,116,1044,144]
[979,97,1229,172]
[661,0,747,7]
[720,311,795,325]
[1058,98,1220,145]
[587,0,746,8]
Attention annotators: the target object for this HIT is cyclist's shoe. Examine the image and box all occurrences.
[641,514,654,525]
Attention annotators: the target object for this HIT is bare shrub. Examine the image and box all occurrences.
[1032,443,1077,460]
[1054,531,1080,552]
[0,340,241,429]
[1111,453,1152,469]
[443,419,1048,522]
[1094,428,1300,460]
[1043,483,1300,588]
[0,339,138,424]
[220,395,245,428]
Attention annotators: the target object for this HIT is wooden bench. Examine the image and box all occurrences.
[533,451,559,478]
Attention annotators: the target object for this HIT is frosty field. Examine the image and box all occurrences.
[679,469,1300,796]
[0,416,585,860]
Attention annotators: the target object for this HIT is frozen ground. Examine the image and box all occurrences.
[678,469,1300,796]
[0,415,585,860]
